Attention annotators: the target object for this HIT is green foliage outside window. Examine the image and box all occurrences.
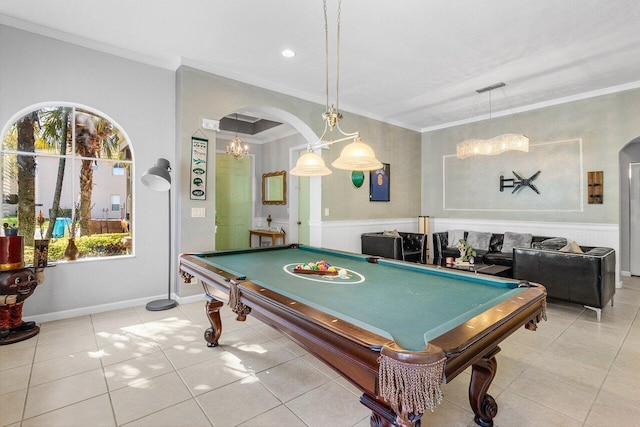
[1,104,133,261]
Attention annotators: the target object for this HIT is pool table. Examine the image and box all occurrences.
[179,244,546,427]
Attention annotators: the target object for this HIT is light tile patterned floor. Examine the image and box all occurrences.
[1,276,639,427]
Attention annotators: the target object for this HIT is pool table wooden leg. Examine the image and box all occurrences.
[360,394,422,427]
[469,346,500,427]
[204,297,224,347]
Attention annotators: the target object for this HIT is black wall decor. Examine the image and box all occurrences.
[500,171,541,194]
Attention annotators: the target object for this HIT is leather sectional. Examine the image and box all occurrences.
[361,232,426,263]
[432,231,616,321]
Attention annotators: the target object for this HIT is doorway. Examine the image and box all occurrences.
[215,154,252,250]
[630,163,640,275]
[215,106,321,247]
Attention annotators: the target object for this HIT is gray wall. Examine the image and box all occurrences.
[422,89,640,224]
[1,25,175,316]
[260,132,306,222]
[175,66,421,243]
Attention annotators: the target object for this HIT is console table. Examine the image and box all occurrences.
[249,229,285,247]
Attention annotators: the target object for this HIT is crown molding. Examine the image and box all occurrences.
[0,14,178,70]
[421,80,640,133]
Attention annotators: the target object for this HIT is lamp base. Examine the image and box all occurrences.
[145,299,178,311]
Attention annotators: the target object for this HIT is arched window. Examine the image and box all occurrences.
[1,104,133,262]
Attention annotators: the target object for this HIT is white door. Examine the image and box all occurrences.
[630,163,640,275]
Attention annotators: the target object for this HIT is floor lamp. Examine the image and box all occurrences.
[141,158,178,311]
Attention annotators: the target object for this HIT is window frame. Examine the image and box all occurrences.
[1,102,135,262]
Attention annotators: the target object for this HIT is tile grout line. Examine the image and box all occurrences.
[581,302,640,426]
[158,318,216,427]
[19,332,41,427]
[91,311,120,427]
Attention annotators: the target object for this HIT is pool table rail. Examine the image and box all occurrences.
[178,251,547,427]
[433,284,546,380]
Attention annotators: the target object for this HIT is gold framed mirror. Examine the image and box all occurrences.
[262,170,286,205]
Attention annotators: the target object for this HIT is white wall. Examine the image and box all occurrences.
[0,25,176,318]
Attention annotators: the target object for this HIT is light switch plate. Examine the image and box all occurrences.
[191,207,206,217]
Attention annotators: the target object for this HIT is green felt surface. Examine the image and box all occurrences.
[196,245,524,351]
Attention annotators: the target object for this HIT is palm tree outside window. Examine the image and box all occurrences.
[1,104,133,262]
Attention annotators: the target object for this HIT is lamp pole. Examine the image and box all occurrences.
[141,158,178,311]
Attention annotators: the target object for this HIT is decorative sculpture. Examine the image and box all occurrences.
[0,268,39,344]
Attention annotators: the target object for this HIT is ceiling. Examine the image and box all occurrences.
[1,0,640,134]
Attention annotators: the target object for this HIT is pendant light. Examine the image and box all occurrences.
[226,113,249,159]
[456,82,529,159]
[290,0,382,176]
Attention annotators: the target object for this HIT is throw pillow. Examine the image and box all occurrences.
[501,232,533,253]
[465,231,492,251]
[383,229,401,237]
[447,229,465,248]
[559,241,584,254]
[532,237,567,250]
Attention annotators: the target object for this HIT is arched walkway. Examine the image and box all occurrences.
[226,106,322,246]
[619,136,640,276]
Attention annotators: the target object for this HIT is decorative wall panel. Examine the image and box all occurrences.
[443,139,583,212]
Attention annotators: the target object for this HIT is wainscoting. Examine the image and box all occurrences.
[431,218,618,249]
[258,216,622,288]
[312,218,418,254]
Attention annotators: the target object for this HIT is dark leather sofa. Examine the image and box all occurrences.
[433,230,615,320]
[361,232,426,263]
[432,231,552,268]
[513,246,615,321]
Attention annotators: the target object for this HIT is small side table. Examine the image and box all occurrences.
[249,229,286,247]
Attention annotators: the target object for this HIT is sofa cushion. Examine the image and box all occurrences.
[584,247,611,256]
[532,237,567,250]
[447,229,465,248]
[559,241,584,254]
[441,247,462,259]
[501,232,533,253]
[489,233,505,252]
[483,251,514,266]
[466,231,492,251]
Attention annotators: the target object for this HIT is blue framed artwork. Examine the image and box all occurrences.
[370,163,390,202]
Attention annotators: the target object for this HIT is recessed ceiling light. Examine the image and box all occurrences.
[281,49,296,58]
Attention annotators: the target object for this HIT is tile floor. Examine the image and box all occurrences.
[1,276,640,427]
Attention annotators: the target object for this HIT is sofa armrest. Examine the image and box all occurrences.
[513,247,615,308]
[361,233,403,260]
[399,232,426,263]
[432,232,448,265]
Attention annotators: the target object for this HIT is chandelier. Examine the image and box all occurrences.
[226,113,249,159]
[456,82,529,159]
[290,0,382,177]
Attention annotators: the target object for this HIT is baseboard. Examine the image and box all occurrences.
[23,292,206,324]
[176,293,206,305]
